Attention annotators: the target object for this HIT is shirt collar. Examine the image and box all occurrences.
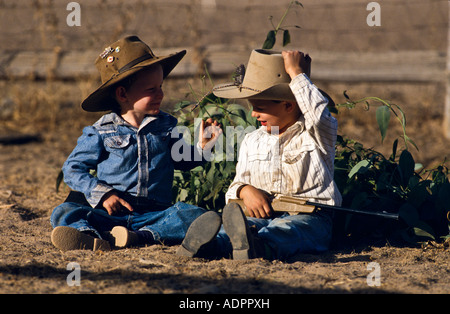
[259,118,305,137]
[285,119,305,134]
[97,111,164,129]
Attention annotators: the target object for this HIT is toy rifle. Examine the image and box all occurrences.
[229,195,399,220]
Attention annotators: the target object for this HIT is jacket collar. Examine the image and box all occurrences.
[95,111,168,129]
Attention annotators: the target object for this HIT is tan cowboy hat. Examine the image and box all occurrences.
[212,49,295,102]
[213,49,335,106]
[81,35,186,112]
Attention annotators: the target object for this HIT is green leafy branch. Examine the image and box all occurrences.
[262,1,303,49]
[172,69,258,210]
[338,91,418,151]
[334,92,449,244]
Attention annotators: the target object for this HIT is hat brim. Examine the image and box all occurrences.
[213,82,336,107]
[81,50,186,112]
[212,82,296,102]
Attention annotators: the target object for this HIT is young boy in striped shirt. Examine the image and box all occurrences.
[177,50,342,260]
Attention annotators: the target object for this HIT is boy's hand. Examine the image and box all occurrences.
[238,185,273,218]
[101,190,134,216]
[282,50,311,79]
[199,118,223,150]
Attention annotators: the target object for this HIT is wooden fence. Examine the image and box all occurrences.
[1,46,445,83]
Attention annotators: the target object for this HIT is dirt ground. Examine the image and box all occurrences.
[0,0,449,295]
[0,77,449,295]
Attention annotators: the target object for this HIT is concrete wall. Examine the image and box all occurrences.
[0,0,446,53]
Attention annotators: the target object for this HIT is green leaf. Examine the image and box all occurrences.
[404,135,419,151]
[437,182,450,211]
[399,203,419,226]
[375,105,391,143]
[407,180,431,208]
[227,104,249,125]
[343,90,350,100]
[173,100,191,112]
[282,30,291,47]
[390,139,398,161]
[412,227,435,241]
[398,203,436,240]
[348,159,370,179]
[262,30,276,49]
[399,150,415,187]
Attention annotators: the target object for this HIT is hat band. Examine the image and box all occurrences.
[190,84,262,111]
[212,84,262,93]
[118,54,155,74]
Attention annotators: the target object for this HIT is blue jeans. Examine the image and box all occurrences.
[216,212,333,260]
[50,201,207,245]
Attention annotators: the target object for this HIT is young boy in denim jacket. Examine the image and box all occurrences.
[51,36,221,251]
[177,49,342,260]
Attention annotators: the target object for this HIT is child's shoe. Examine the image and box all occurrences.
[108,226,140,248]
[51,226,111,251]
[176,211,222,257]
[222,202,257,260]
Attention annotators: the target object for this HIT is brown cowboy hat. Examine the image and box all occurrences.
[81,35,186,112]
[212,49,335,106]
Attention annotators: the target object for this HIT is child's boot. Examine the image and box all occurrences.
[176,211,222,258]
[108,226,140,248]
[51,226,111,251]
[222,203,274,260]
[222,203,273,260]
[222,202,257,260]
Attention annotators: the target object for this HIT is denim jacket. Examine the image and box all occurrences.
[62,111,204,208]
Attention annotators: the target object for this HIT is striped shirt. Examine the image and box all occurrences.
[226,74,342,206]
